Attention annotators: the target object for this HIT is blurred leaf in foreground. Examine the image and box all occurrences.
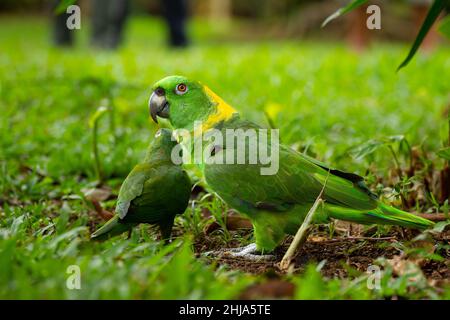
[322,0,368,27]
[54,0,77,15]
[397,0,448,71]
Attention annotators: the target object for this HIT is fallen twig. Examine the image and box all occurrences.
[417,213,449,222]
[279,172,329,271]
[91,200,114,220]
[311,236,397,243]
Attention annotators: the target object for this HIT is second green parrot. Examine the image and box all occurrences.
[91,129,191,241]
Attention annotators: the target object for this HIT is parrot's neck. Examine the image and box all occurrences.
[200,85,238,133]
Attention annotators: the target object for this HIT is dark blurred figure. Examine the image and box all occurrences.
[52,0,75,46]
[52,0,129,49]
[161,0,189,47]
[91,0,129,49]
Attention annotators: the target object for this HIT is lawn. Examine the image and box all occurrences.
[0,15,449,299]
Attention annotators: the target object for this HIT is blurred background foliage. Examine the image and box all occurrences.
[0,0,448,41]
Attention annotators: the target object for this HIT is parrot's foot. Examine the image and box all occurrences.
[205,243,276,262]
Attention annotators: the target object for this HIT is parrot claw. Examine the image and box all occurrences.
[205,243,276,262]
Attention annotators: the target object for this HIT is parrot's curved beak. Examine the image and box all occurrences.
[149,91,170,123]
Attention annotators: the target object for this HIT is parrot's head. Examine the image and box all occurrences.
[149,75,237,131]
[146,128,178,162]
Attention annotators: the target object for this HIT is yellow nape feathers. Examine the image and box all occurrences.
[201,85,237,132]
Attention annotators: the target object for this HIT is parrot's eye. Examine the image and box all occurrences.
[175,83,188,95]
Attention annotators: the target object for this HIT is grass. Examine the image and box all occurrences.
[0,15,449,299]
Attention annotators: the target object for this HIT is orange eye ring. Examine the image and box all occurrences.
[176,83,187,95]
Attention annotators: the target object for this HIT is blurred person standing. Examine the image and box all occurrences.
[91,0,129,49]
[52,0,129,49]
[160,0,189,47]
[52,0,76,46]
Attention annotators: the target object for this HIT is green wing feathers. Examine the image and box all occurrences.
[205,125,434,232]
[116,164,154,219]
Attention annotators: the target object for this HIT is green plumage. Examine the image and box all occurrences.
[149,76,434,253]
[204,116,433,252]
[91,129,191,241]
[203,116,433,251]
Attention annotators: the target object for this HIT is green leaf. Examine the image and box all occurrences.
[349,139,384,160]
[432,221,450,233]
[322,0,368,28]
[438,14,450,40]
[437,147,450,160]
[386,135,406,143]
[54,0,77,15]
[397,0,447,71]
[348,135,407,160]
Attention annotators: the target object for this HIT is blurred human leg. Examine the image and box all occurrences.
[91,0,109,48]
[161,0,189,47]
[51,0,74,46]
[106,0,129,49]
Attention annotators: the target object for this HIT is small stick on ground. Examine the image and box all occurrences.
[279,173,329,271]
[91,200,114,220]
[316,236,396,242]
[417,213,449,222]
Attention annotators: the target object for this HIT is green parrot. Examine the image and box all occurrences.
[91,128,191,241]
[148,75,434,258]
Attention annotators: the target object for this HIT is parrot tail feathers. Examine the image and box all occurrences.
[366,202,435,230]
[91,215,134,240]
[325,202,434,230]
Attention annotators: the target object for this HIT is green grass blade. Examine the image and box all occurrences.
[437,147,450,160]
[322,0,368,28]
[89,106,108,183]
[397,0,447,71]
[54,0,77,14]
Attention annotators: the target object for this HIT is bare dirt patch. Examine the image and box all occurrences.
[195,225,450,280]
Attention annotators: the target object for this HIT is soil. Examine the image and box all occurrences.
[193,224,450,282]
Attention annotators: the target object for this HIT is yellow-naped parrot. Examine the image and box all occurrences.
[148,75,434,259]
